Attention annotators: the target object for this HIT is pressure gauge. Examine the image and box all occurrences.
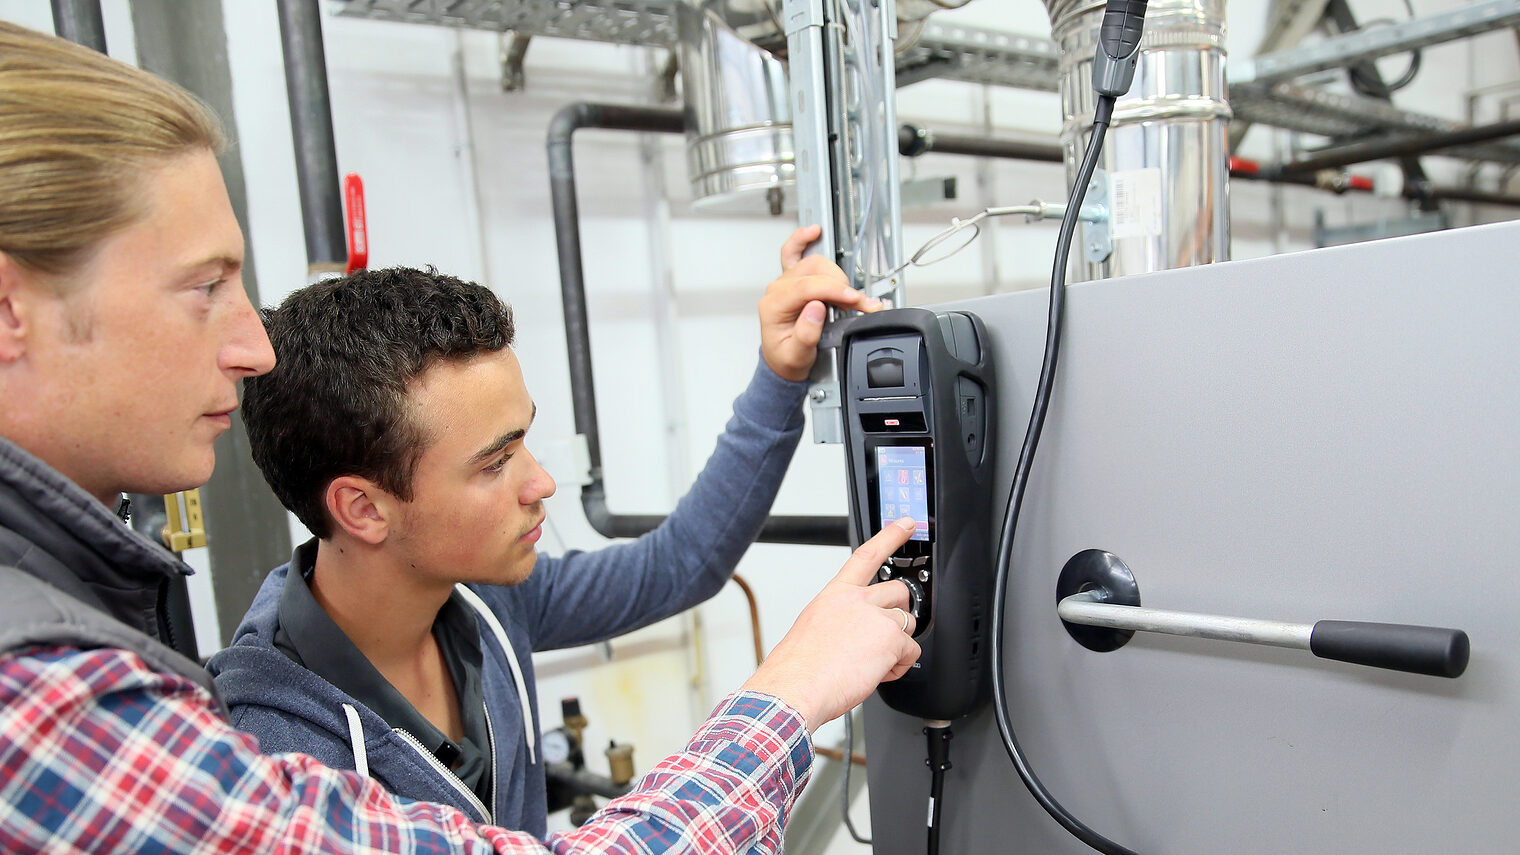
[541,727,572,766]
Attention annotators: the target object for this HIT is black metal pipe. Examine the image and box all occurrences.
[545,764,633,801]
[1324,0,1435,211]
[1280,118,1520,176]
[899,123,1063,162]
[1420,184,1520,209]
[899,121,1520,208]
[1230,169,1326,189]
[547,102,848,546]
[51,0,106,52]
[1237,166,1520,208]
[276,0,346,271]
[547,103,683,472]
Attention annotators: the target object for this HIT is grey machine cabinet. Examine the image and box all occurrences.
[862,220,1518,854]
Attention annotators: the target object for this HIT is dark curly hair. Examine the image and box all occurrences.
[243,267,515,538]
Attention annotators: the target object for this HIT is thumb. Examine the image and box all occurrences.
[791,301,827,348]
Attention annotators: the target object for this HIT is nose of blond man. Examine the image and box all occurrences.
[221,288,275,378]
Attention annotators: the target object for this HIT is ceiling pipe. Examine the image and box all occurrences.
[1280,118,1520,175]
[899,127,1520,207]
[276,0,346,275]
[51,0,106,52]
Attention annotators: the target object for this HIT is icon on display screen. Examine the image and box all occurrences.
[876,445,930,541]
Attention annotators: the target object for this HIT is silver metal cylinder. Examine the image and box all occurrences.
[1044,0,1231,281]
[677,1,795,213]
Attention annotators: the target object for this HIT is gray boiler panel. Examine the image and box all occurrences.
[862,220,1519,854]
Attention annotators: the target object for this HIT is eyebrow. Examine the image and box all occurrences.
[192,255,242,272]
[178,255,243,281]
[468,403,537,465]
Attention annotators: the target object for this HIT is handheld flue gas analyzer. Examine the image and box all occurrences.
[840,308,997,721]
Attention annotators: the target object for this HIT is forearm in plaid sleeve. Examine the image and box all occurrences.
[0,647,812,855]
[580,692,816,855]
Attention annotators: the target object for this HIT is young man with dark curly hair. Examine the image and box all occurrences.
[207,244,913,838]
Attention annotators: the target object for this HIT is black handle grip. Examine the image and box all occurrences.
[1100,0,1149,60]
[1309,620,1470,678]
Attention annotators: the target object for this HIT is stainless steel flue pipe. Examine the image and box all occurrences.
[1045,0,1231,281]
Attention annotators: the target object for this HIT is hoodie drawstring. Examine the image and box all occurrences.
[453,584,536,765]
[342,703,370,778]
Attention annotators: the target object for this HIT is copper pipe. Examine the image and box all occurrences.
[731,574,766,668]
[817,746,869,766]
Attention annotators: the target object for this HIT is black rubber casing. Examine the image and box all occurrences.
[840,308,998,720]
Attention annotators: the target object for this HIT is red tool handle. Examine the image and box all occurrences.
[344,172,367,274]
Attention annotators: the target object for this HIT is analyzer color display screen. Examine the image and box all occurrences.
[875,445,930,541]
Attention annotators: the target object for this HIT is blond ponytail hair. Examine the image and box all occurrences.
[0,20,225,281]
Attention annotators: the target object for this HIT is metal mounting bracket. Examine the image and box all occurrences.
[1081,169,1112,264]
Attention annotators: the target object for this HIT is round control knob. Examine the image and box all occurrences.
[900,577,925,619]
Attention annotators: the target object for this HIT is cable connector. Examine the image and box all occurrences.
[924,720,953,773]
[1092,0,1150,97]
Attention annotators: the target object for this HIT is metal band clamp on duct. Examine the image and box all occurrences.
[677,1,795,214]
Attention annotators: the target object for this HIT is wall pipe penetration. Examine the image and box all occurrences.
[276,0,347,273]
[546,103,850,546]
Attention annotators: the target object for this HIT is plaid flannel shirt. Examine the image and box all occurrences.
[0,645,813,854]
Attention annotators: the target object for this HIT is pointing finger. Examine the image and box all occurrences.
[836,518,915,587]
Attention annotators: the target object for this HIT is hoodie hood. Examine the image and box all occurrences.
[210,565,505,825]
[0,435,186,639]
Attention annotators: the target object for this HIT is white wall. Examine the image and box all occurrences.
[5,0,1515,849]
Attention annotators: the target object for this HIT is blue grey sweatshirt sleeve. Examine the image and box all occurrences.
[519,358,807,652]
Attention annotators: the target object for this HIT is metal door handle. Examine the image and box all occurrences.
[1055,550,1469,678]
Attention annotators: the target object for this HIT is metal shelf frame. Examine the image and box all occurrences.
[1232,0,1520,86]
[334,0,1520,168]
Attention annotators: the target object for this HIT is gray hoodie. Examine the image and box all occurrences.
[209,360,807,834]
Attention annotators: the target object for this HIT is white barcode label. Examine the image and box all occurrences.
[1109,167,1164,239]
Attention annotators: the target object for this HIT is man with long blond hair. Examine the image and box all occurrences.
[0,19,921,854]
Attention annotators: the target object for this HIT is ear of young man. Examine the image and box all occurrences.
[324,475,397,546]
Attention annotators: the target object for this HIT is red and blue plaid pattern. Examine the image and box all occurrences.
[0,645,812,854]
